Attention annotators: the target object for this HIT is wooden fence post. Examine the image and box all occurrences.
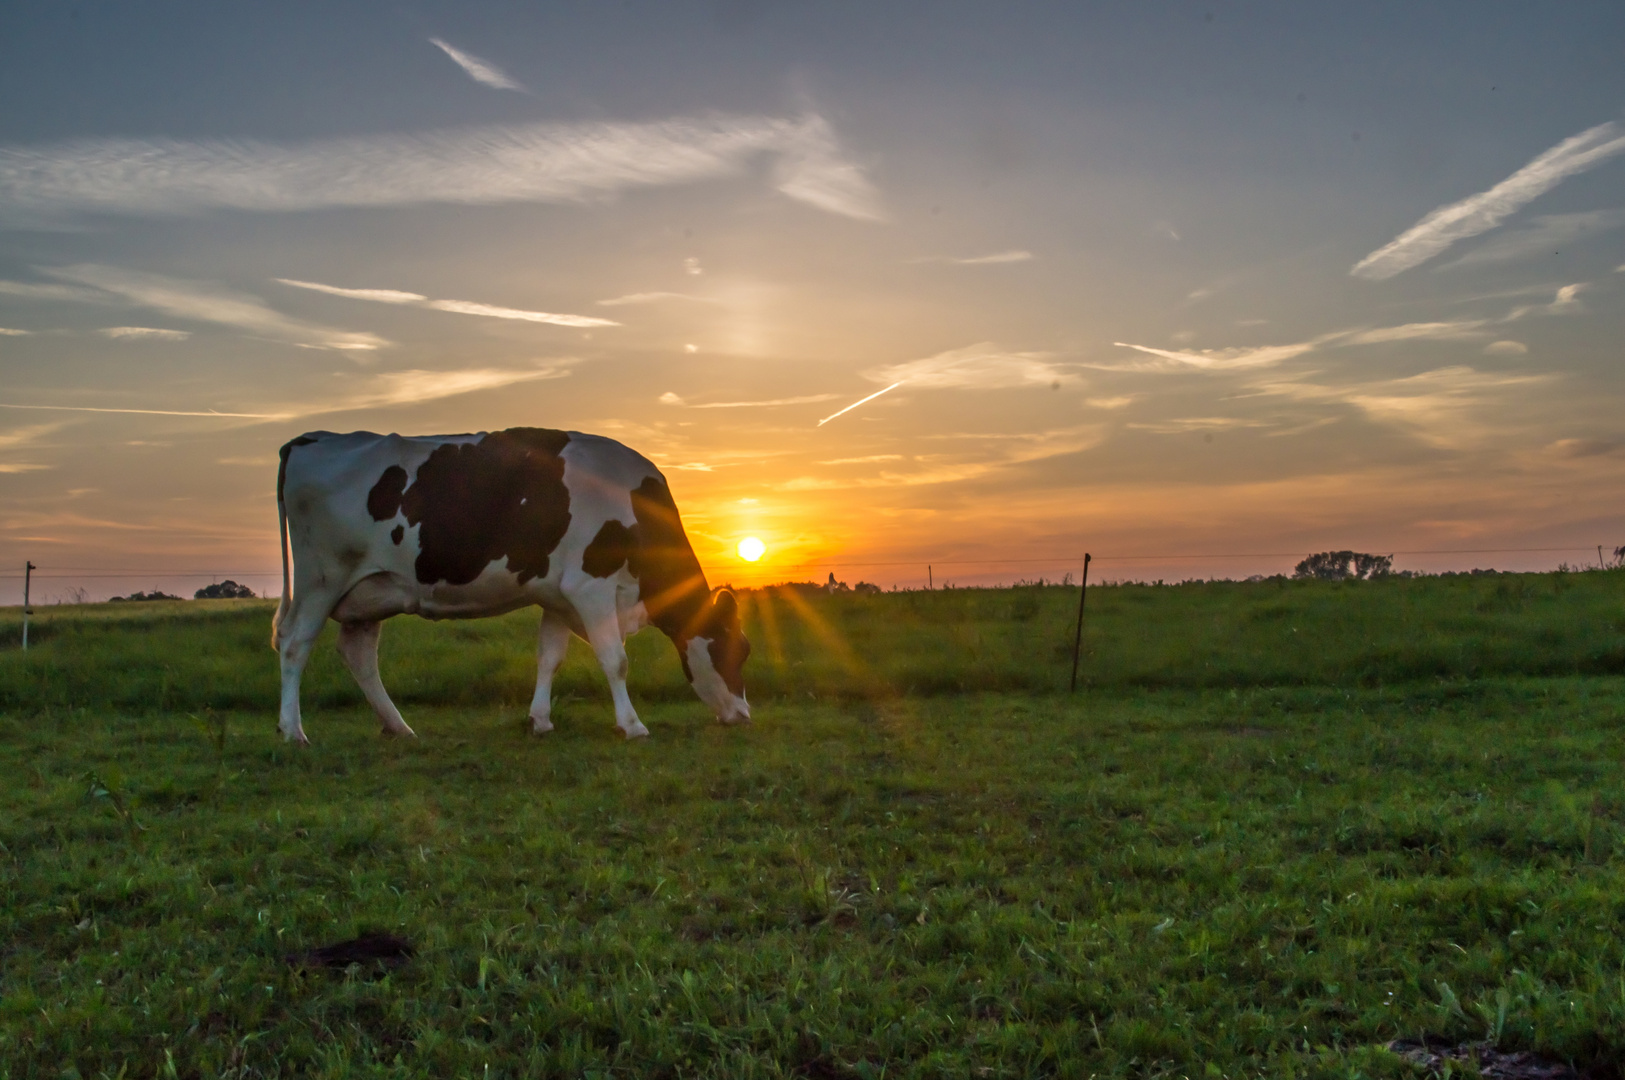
[22,561,35,652]
[1069,553,1091,692]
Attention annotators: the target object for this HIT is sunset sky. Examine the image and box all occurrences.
[3,2,1624,602]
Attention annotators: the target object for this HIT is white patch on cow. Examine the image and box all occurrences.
[686,635,751,725]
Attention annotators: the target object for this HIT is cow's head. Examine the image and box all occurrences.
[684,587,751,724]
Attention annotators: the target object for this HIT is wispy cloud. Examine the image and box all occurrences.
[99,326,191,341]
[596,291,713,307]
[1248,366,1553,447]
[0,420,69,449]
[1352,121,1625,279]
[1335,320,1489,345]
[1127,417,1274,434]
[1548,437,1625,459]
[35,265,386,351]
[818,343,1074,426]
[1111,341,1318,371]
[0,327,30,335]
[914,250,1034,266]
[0,112,882,224]
[275,277,617,328]
[273,279,425,304]
[1437,209,1625,270]
[423,298,615,328]
[817,454,904,465]
[1109,313,1528,374]
[0,463,51,473]
[429,38,525,91]
[788,426,1102,488]
[0,402,281,418]
[865,343,1073,390]
[661,391,839,409]
[310,363,578,414]
[0,362,578,424]
[1484,340,1529,355]
[0,280,104,302]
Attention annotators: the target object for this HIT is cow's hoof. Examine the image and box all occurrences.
[284,731,311,747]
[530,716,555,735]
[621,723,650,740]
[380,725,417,738]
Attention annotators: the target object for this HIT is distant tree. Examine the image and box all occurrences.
[1351,553,1393,579]
[195,580,256,599]
[1293,551,1393,581]
[109,590,184,602]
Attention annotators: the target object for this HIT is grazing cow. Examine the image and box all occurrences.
[272,427,750,745]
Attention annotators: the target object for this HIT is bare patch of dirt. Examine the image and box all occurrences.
[1388,1037,1579,1079]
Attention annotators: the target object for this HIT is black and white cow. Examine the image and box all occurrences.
[272,427,750,744]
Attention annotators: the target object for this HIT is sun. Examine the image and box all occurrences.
[737,536,766,562]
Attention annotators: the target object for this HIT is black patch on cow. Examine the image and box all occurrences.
[367,465,408,521]
[629,475,710,638]
[397,427,573,586]
[705,590,750,696]
[628,476,751,697]
[390,524,404,545]
[582,518,636,578]
[276,434,320,506]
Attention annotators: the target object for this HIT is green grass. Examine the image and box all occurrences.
[2,573,1625,1077]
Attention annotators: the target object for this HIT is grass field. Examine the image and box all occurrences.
[3,572,1625,1078]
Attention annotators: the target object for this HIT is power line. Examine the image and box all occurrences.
[0,544,1608,580]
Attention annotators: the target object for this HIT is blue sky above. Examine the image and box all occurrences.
[2,1,1623,598]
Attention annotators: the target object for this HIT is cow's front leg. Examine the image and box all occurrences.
[335,620,415,737]
[583,613,648,739]
[528,612,572,734]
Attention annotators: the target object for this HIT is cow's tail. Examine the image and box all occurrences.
[271,444,294,651]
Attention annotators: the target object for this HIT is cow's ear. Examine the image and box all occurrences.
[711,587,737,620]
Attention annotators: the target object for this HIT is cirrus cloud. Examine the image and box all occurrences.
[0,112,883,225]
[99,326,191,341]
[274,277,617,328]
[37,265,386,352]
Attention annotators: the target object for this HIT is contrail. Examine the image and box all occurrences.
[0,402,285,418]
[816,381,905,427]
[1351,121,1625,279]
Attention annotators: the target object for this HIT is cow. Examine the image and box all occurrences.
[272,427,751,745]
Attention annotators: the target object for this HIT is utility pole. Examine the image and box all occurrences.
[1069,553,1092,692]
[22,561,35,652]
[927,565,933,590]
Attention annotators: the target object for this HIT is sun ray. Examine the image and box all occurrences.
[746,587,787,671]
[774,584,867,679]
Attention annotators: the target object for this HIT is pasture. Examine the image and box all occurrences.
[3,571,1625,1078]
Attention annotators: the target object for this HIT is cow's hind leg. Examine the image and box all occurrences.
[276,594,337,745]
[336,620,415,737]
[528,611,573,735]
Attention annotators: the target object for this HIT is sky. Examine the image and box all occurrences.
[2,1,1624,602]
